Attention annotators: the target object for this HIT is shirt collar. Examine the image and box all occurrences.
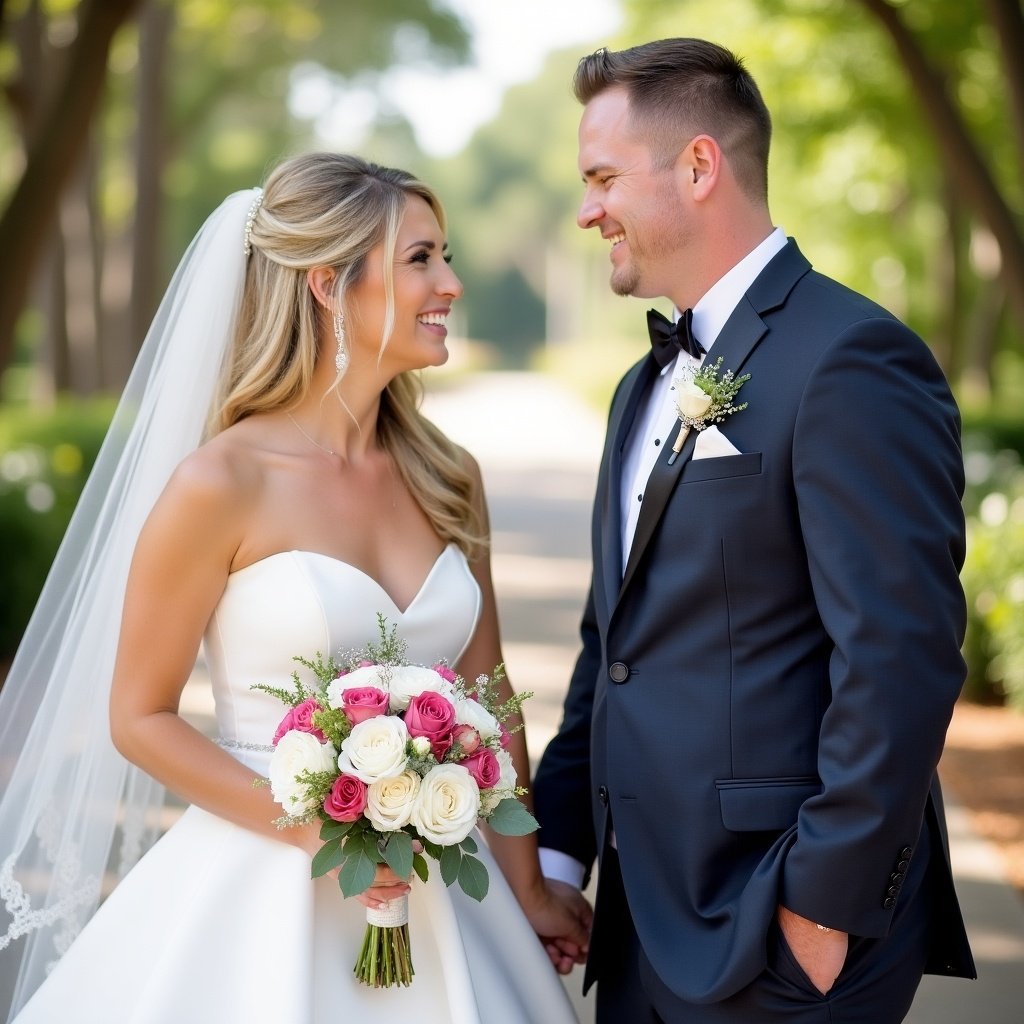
[683,227,787,355]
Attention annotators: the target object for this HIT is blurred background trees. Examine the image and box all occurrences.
[1,0,1022,704]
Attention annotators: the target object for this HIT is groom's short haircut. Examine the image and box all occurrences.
[573,38,772,204]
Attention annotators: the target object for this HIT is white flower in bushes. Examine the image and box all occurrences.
[387,665,455,712]
[366,770,421,831]
[479,749,519,815]
[268,731,338,814]
[338,716,409,783]
[411,763,480,845]
[454,697,500,741]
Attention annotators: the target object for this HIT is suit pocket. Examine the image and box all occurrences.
[715,776,820,832]
[680,451,762,483]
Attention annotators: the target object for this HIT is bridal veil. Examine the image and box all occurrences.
[0,188,258,1019]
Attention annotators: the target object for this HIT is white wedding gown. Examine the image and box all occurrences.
[14,544,578,1023]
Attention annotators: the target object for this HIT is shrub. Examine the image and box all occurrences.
[0,399,114,660]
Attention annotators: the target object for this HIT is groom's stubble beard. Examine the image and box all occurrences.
[609,177,688,299]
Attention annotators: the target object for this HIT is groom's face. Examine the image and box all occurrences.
[577,86,688,300]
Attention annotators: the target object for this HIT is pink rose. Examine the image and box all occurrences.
[341,686,389,726]
[272,698,327,745]
[460,748,502,789]
[323,774,368,822]
[452,724,481,755]
[431,663,458,684]
[498,722,512,749]
[404,690,456,760]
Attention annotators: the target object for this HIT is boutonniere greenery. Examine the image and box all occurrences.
[667,357,751,465]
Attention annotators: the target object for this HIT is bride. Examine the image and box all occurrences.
[0,152,588,1022]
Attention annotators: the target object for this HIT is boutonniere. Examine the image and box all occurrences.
[667,357,751,465]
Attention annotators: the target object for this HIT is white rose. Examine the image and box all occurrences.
[388,665,454,712]
[268,731,337,814]
[410,736,432,757]
[676,380,713,420]
[366,770,421,832]
[338,716,409,783]
[326,664,389,709]
[453,697,500,741]
[411,764,480,846]
[479,748,518,815]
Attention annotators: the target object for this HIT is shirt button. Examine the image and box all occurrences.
[654,438,661,446]
[637,494,643,502]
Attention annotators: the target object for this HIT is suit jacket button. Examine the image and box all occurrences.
[897,859,910,872]
[900,846,913,859]
[883,897,896,909]
[887,885,900,897]
[598,786,609,805]
[890,872,905,883]
[609,662,629,683]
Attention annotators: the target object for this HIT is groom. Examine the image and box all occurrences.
[534,38,976,1022]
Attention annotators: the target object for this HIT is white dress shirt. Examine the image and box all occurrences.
[540,228,788,890]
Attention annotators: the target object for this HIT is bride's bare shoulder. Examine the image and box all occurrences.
[155,419,277,531]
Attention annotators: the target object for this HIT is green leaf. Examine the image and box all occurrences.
[412,852,430,883]
[381,830,414,880]
[439,843,462,887]
[486,798,539,836]
[459,834,478,854]
[457,853,489,902]
[320,819,354,842]
[310,837,347,878]
[339,843,378,897]
[421,839,444,861]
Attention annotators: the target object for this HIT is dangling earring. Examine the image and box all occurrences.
[333,309,348,374]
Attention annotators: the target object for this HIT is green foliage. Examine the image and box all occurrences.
[0,397,115,660]
[960,431,1024,708]
[486,796,540,837]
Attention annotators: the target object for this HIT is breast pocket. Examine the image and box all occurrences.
[715,775,821,832]
[681,451,762,483]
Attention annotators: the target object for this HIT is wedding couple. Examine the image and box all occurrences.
[0,37,975,1023]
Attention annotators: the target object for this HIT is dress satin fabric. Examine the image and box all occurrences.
[14,545,577,1024]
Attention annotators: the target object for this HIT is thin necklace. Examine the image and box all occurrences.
[287,412,337,456]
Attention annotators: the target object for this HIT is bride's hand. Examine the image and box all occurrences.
[519,879,592,974]
[354,864,412,910]
[292,822,411,908]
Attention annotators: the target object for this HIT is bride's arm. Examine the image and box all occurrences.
[107,444,321,860]
[455,452,591,968]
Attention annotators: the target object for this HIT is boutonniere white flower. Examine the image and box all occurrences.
[667,357,751,465]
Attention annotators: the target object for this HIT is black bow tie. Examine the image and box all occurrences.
[646,307,705,368]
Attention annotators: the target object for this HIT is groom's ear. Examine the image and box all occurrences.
[306,266,336,308]
[682,135,721,202]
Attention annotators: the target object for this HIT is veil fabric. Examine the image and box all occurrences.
[0,188,259,1020]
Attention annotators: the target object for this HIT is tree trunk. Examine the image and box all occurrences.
[984,0,1024,169]
[857,0,1024,333]
[129,0,173,359]
[0,0,139,381]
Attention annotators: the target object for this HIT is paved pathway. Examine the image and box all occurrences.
[423,370,1024,1024]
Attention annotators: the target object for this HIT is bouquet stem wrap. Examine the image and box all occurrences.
[355,894,413,987]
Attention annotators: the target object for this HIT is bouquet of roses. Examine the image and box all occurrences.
[255,616,538,988]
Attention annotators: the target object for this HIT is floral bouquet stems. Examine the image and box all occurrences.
[356,893,413,987]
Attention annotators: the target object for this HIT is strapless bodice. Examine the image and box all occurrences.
[202,544,481,762]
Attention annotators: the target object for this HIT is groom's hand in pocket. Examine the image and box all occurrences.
[525,879,593,974]
[776,904,848,995]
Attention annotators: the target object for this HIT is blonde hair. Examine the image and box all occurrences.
[208,152,483,556]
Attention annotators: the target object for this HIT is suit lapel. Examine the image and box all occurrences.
[617,240,812,602]
[598,356,657,616]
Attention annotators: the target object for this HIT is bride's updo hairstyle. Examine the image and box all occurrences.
[209,152,483,556]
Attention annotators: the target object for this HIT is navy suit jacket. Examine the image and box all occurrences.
[533,240,976,1003]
